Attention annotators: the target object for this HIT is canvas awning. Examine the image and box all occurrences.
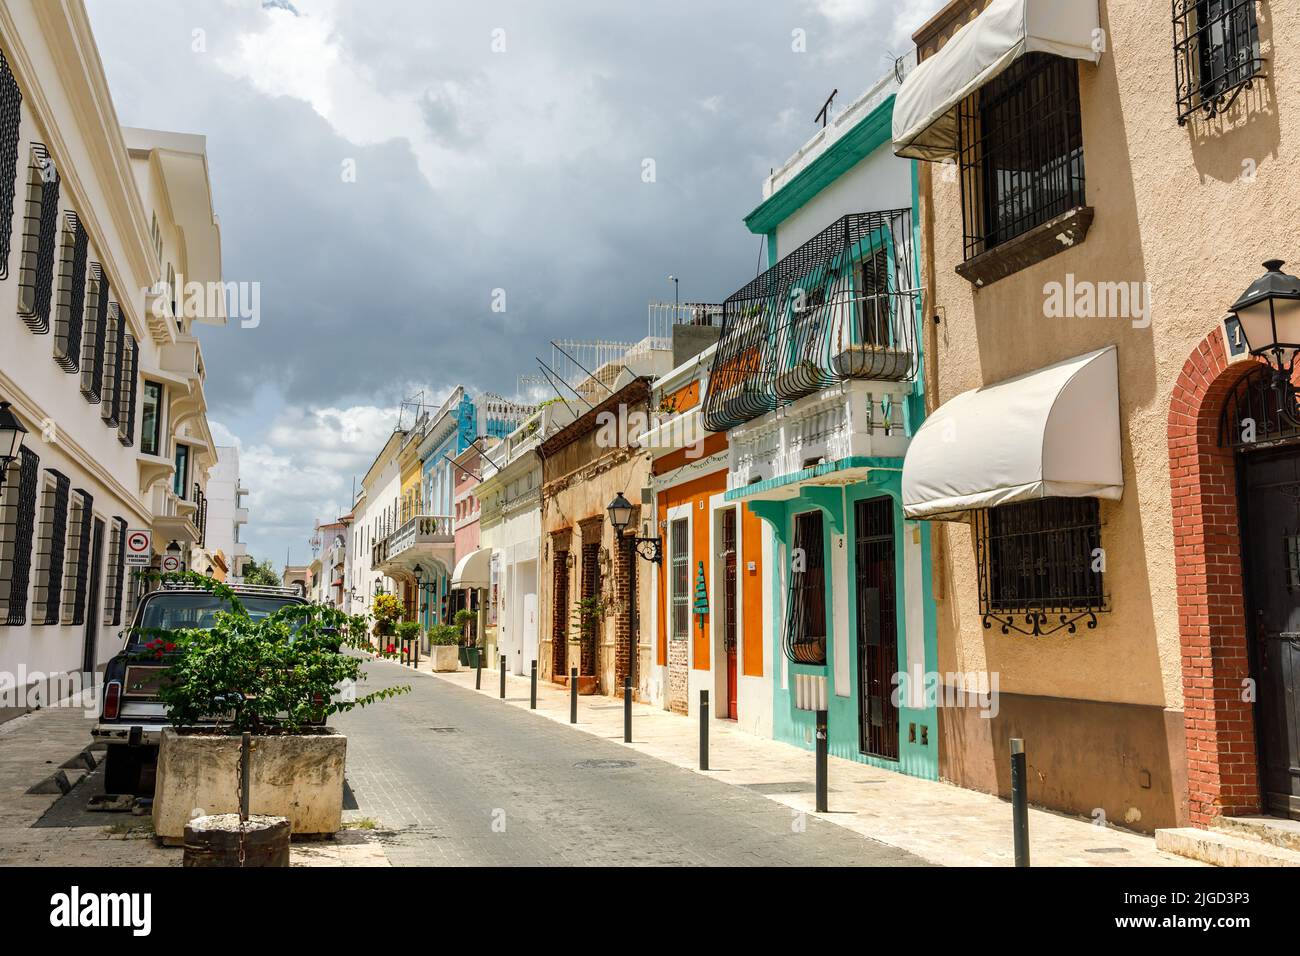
[450,548,491,590]
[893,0,1101,162]
[902,346,1122,520]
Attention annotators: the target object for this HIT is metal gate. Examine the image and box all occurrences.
[855,497,898,759]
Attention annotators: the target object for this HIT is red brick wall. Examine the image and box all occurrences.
[1166,330,1262,826]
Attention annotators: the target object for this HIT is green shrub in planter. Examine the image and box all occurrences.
[396,621,422,645]
[428,624,460,646]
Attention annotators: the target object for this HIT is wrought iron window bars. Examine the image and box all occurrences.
[0,49,21,282]
[703,208,918,433]
[0,447,39,626]
[975,497,1107,637]
[784,510,828,664]
[1219,362,1300,449]
[1174,0,1265,126]
[17,143,61,334]
[53,212,89,373]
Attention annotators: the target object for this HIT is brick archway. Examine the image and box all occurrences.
[1167,331,1263,826]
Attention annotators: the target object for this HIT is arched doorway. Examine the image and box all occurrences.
[1168,329,1298,825]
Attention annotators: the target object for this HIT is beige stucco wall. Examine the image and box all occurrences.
[918,1,1298,717]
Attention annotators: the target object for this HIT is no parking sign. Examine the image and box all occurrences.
[160,554,184,573]
[124,529,152,567]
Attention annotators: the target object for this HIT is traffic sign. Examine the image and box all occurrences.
[124,529,152,567]
[160,554,183,574]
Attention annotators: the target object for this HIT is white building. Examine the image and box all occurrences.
[203,444,249,582]
[0,1,223,699]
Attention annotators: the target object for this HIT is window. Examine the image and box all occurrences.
[52,212,88,371]
[99,302,120,426]
[60,489,92,625]
[957,53,1084,260]
[670,518,689,640]
[141,381,163,455]
[104,517,126,627]
[0,446,39,625]
[0,48,22,282]
[79,264,108,404]
[975,496,1106,637]
[173,444,189,499]
[784,510,827,664]
[31,469,70,626]
[117,333,138,446]
[1174,0,1264,125]
[16,143,61,333]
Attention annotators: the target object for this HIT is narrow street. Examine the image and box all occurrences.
[335,657,924,867]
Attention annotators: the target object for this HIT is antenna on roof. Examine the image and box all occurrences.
[815,88,838,128]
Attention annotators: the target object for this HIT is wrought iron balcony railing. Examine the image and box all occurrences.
[703,209,919,433]
[372,514,454,567]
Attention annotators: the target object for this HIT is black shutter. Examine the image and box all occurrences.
[53,211,88,372]
[0,48,22,281]
[70,489,93,626]
[108,516,127,627]
[16,143,60,333]
[80,264,107,403]
[118,332,138,445]
[100,302,121,426]
[37,469,69,625]
[1,447,39,626]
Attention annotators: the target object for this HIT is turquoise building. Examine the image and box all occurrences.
[701,63,939,778]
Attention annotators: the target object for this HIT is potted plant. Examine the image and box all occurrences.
[143,573,409,843]
[453,608,477,666]
[371,593,403,653]
[427,624,461,672]
[396,620,421,662]
[569,595,605,694]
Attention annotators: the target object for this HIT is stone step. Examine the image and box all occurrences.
[1212,815,1300,853]
[1155,827,1300,867]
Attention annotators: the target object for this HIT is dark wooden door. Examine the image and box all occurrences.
[855,497,898,760]
[722,509,738,720]
[1242,449,1300,817]
[81,518,105,674]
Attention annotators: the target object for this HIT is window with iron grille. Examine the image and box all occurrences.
[61,489,93,625]
[117,332,138,446]
[52,212,88,372]
[1174,1,1264,125]
[30,469,70,626]
[16,143,61,333]
[100,303,121,427]
[975,496,1106,637]
[784,510,827,664]
[0,48,22,282]
[670,518,689,640]
[957,53,1085,261]
[104,516,125,627]
[0,446,39,626]
[79,263,107,403]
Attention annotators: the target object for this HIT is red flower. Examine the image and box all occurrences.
[385,644,395,654]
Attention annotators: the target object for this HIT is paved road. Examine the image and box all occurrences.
[334,656,926,867]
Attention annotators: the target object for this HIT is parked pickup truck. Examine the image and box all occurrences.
[92,582,308,794]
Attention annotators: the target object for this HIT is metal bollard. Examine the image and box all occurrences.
[623,676,632,743]
[499,654,506,699]
[1011,737,1030,867]
[569,666,578,723]
[475,652,482,690]
[699,690,709,770]
[530,660,537,709]
[815,710,828,813]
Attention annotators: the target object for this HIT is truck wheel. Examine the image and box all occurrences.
[102,746,143,794]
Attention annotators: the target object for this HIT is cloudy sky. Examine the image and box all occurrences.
[86,0,943,568]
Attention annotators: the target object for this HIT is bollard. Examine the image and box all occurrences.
[623,676,632,743]
[569,666,578,724]
[815,710,828,813]
[1011,737,1030,867]
[475,652,482,690]
[530,660,537,710]
[699,690,709,770]
[499,654,506,699]
[413,642,419,670]
[239,732,251,823]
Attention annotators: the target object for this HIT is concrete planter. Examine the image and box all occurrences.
[429,645,460,672]
[153,728,346,843]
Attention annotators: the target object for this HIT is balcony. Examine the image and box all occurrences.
[234,506,249,525]
[703,209,919,433]
[372,514,455,580]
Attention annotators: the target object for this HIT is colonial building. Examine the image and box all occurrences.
[894,0,1300,836]
[203,444,249,583]
[0,1,223,694]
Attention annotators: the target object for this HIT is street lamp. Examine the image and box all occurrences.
[1229,260,1300,424]
[413,564,426,620]
[0,401,28,494]
[607,492,662,728]
[607,491,662,564]
[668,274,679,315]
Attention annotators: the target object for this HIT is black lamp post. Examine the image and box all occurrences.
[1229,259,1300,421]
[413,564,426,623]
[0,401,28,494]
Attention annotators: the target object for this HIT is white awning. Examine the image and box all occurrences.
[902,346,1122,520]
[450,548,491,589]
[893,0,1101,162]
